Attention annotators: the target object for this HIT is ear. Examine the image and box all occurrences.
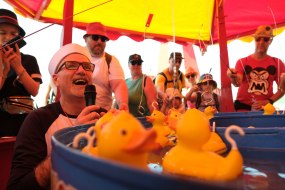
[52,74,60,87]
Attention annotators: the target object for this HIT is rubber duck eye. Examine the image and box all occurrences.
[121,129,127,136]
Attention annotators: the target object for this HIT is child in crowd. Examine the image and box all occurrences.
[161,89,185,114]
[185,73,220,112]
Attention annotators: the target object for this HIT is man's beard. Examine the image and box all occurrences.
[93,45,104,56]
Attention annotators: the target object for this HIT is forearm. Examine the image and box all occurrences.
[268,89,285,103]
[112,80,128,106]
[16,68,40,96]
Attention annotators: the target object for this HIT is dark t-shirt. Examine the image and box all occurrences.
[7,102,63,190]
[0,53,42,136]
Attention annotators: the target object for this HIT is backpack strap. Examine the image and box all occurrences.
[158,72,168,90]
[105,52,112,74]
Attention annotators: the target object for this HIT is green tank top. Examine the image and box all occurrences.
[126,75,150,117]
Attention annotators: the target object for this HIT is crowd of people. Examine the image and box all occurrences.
[1,8,285,190]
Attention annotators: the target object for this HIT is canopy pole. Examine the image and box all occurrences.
[62,0,74,45]
[217,0,234,112]
[56,0,74,102]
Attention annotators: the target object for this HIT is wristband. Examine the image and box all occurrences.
[268,98,274,104]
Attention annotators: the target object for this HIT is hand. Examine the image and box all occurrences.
[74,105,102,125]
[227,68,237,78]
[119,102,129,111]
[3,44,22,74]
[0,49,10,75]
[35,156,51,188]
[251,100,269,111]
[190,85,199,93]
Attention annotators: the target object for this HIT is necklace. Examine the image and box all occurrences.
[201,92,214,106]
[62,111,75,126]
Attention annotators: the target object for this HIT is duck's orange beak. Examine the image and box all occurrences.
[122,129,159,153]
[146,115,154,122]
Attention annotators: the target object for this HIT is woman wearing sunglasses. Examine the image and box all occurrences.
[184,66,198,109]
[227,25,285,112]
[126,54,157,117]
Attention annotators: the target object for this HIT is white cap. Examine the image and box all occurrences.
[48,43,92,75]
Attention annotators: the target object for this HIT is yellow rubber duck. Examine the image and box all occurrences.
[97,111,159,169]
[166,108,182,131]
[204,106,217,119]
[262,103,275,115]
[72,109,119,156]
[202,122,227,154]
[163,109,244,181]
[146,110,174,148]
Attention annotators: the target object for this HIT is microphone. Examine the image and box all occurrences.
[84,84,96,106]
[84,84,108,113]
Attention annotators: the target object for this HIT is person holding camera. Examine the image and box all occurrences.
[0,9,42,137]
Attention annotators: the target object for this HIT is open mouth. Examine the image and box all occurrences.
[73,79,88,85]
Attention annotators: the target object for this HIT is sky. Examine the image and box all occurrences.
[2,1,285,108]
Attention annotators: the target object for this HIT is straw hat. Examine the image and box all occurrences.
[185,67,198,77]
[253,25,273,38]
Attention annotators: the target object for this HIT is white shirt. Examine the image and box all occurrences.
[91,53,125,110]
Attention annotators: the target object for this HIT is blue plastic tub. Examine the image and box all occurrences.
[211,111,285,128]
[51,124,239,190]
[51,123,285,190]
[216,127,285,162]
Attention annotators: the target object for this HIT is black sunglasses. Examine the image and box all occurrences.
[186,74,196,79]
[255,37,271,42]
[130,60,142,66]
[201,81,213,85]
[91,35,109,42]
[56,61,95,73]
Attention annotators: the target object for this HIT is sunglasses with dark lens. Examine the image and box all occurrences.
[56,61,95,73]
[91,35,109,42]
[201,81,213,85]
[130,60,142,66]
[186,74,196,79]
[255,37,271,42]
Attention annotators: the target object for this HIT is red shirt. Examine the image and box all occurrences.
[235,55,285,106]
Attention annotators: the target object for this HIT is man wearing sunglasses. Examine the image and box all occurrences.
[227,25,285,111]
[8,44,103,190]
[83,22,128,111]
[154,52,186,108]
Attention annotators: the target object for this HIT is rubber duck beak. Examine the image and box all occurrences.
[122,129,159,153]
[146,116,155,122]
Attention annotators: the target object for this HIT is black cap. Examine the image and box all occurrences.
[129,54,143,63]
[169,52,184,59]
[0,9,26,37]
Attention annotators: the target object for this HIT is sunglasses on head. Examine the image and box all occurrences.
[91,35,109,42]
[186,74,196,79]
[130,60,142,66]
[255,37,271,42]
[56,61,95,73]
